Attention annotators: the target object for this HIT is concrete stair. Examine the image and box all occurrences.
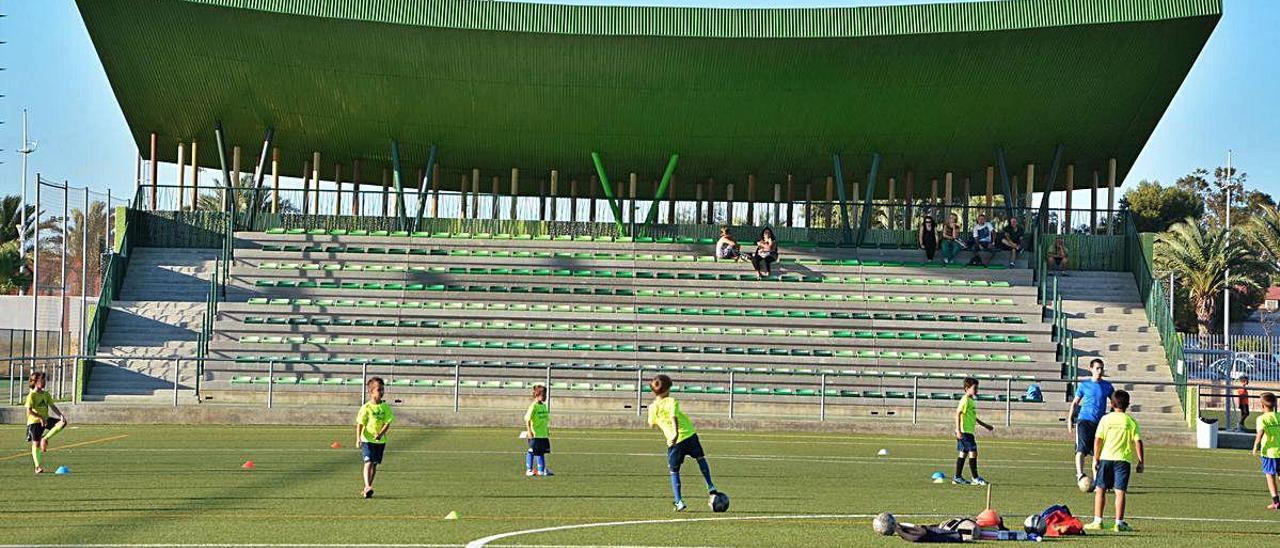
[1053,271,1186,428]
[87,248,217,399]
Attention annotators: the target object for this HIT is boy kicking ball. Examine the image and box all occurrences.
[355,377,394,498]
[1087,390,1144,532]
[25,372,68,474]
[647,374,718,511]
[524,384,553,477]
[953,377,993,485]
[1250,392,1279,510]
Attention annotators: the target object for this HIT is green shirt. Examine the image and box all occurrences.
[356,401,394,444]
[648,396,696,443]
[1258,411,1280,459]
[524,401,550,438]
[25,390,53,425]
[1096,411,1142,463]
[956,395,977,434]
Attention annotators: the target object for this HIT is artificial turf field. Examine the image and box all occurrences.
[2,425,1276,547]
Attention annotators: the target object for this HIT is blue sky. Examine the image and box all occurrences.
[1,0,1276,203]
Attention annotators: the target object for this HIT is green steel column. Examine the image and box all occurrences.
[832,154,853,245]
[854,153,881,248]
[413,144,438,231]
[1038,145,1064,231]
[390,140,409,230]
[643,154,680,228]
[996,147,1015,220]
[590,152,627,236]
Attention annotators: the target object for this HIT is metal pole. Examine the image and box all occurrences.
[453,364,461,412]
[31,178,40,369]
[1224,149,1232,354]
[362,361,369,404]
[819,373,826,421]
[728,371,735,419]
[1005,379,1012,427]
[912,376,919,424]
[545,366,552,410]
[635,368,642,417]
[1169,272,1175,321]
[173,359,181,407]
[60,182,69,397]
[81,187,89,357]
[267,360,275,409]
[19,111,35,268]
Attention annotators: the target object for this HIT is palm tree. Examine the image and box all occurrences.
[0,240,30,294]
[197,175,297,213]
[1245,204,1280,268]
[1154,218,1267,334]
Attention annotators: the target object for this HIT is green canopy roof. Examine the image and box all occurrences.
[78,0,1221,199]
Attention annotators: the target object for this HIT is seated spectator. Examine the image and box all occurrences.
[918,215,939,262]
[715,227,742,262]
[940,213,966,264]
[998,217,1025,267]
[749,227,779,278]
[970,214,995,266]
[1049,237,1069,276]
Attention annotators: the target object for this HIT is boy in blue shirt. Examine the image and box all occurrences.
[1069,359,1113,482]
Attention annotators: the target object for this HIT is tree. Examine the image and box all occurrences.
[1154,218,1267,334]
[1120,180,1204,233]
[197,175,297,213]
[1175,166,1274,229]
[0,240,30,294]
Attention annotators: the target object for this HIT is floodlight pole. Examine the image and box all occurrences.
[18,110,36,270]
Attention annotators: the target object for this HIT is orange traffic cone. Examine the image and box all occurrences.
[330,441,343,449]
[242,460,255,469]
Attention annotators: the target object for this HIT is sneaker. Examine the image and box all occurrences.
[674,500,688,512]
[33,467,44,475]
[952,476,970,485]
[709,488,720,495]
[1083,520,1104,531]
[363,488,374,499]
[1114,520,1133,532]
[1267,502,1279,510]
[525,469,536,477]
[1008,262,1016,267]
[971,476,989,486]
[540,470,554,477]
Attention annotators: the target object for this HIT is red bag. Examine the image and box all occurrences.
[1043,509,1084,536]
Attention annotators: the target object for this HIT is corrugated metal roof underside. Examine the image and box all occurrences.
[78,0,1220,198]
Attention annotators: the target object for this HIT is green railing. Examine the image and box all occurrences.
[1124,215,1187,415]
[80,206,135,399]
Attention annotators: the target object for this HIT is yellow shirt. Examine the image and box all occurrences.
[524,401,550,438]
[356,401,394,444]
[956,395,977,434]
[1258,411,1280,459]
[1096,411,1142,463]
[25,390,53,425]
[648,396,696,443]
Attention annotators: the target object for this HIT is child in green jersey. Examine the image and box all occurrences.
[355,377,394,498]
[648,374,718,511]
[25,372,67,474]
[524,384,553,477]
[1250,392,1279,510]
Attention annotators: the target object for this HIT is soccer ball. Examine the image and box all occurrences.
[872,512,897,535]
[1077,475,1095,493]
[1023,514,1047,536]
[709,491,729,513]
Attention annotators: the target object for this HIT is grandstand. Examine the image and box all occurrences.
[61,0,1221,437]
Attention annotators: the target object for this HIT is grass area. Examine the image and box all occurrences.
[2,425,1277,546]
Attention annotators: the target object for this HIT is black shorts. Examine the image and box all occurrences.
[361,442,386,464]
[956,433,978,453]
[26,418,58,443]
[527,437,551,456]
[667,434,706,472]
[1075,420,1099,455]
[1095,460,1132,491]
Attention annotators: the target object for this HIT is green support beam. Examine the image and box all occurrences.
[642,154,680,229]
[854,152,881,248]
[832,154,853,245]
[1037,144,1065,231]
[390,140,409,231]
[589,152,628,236]
[996,147,1015,220]
[412,144,438,232]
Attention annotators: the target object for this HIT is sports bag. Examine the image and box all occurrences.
[1040,505,1085,536]
[895,522,965,543]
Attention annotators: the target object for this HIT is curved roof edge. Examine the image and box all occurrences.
[185,0,1223,39]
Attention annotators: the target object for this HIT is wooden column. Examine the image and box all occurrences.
[930,178,938,205]
[271,148,280,214]
[431,163,441,219]
[886,176,896,229]
[772,183,781,227]
[381,169,390,218]
[1091,170,1099,234]
[538,179,547,221]
[725,182,735,226]
[149,133,158,210]
[903,171,914,227]
[746,175,756,225]
[490,175,500,220]
[352,160,361,218]
[786,175,795,227]
[1107,158,1117,235]
[1025,163,1036,228]
[666,176,677,224]
[963,177,972,226]
[459,174,468,219]
[944,172,953,214]
[301,160,312,215]
[570,178,579,223]
[589,176,598,222]
[1064,164,1075,234]
[985,166,995,215]
[804,182,813,229]
[335,164,344,216]
[705,178,716,224]
[190,140,199,209]
[232,146,242,211]
[510,168,520,221]
[309,151,320,215]
[851,182,860,228]
[176,143,186,210]
[628,173,637,225]
[825,176,835,228]
[470,169,480,219]
[695,183,704,225]
[550,170,559,222]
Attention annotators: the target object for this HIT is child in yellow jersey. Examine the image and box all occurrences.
[647,374,718,512]
[1087,390,1145,532]
[355,377,394,499]
[25,371,67,474]
[524,384,553,477]
[953,377,994,485]
[1250,392,1280,510]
